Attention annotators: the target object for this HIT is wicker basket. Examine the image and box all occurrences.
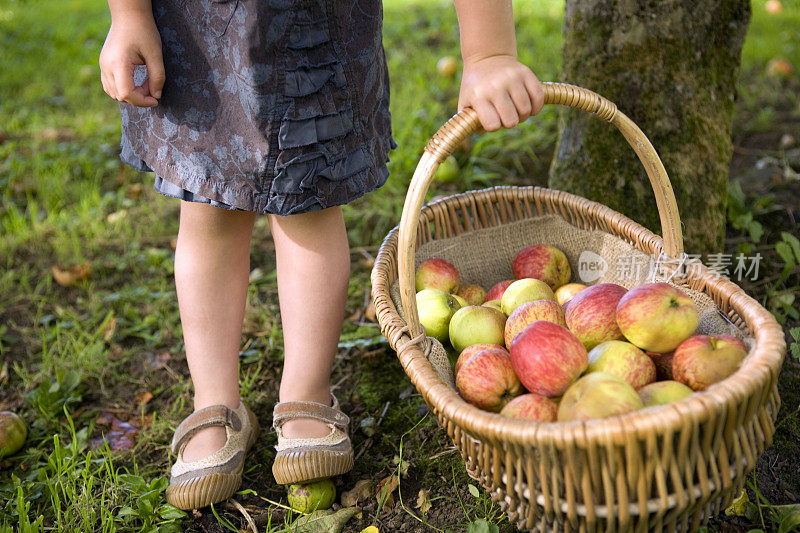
[370,83,786,532]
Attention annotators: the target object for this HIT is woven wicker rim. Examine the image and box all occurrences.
[371,82,786,448]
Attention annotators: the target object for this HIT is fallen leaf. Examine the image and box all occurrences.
[392,454,410,476]
[0,361,8,385]
[126,183,143,199]
[360,527,379,533]
[725,488,749,516]
[100,315,117,341]
[341,479,374,507]
[90,411,140,451]
[290,507,360,533]
[131,412,154,430]
[363,301,376,322]
[52,261,91,287]
[107,209,127,223]
[375,475,399,512]
[135,391,153,407]
[416,488,431,515]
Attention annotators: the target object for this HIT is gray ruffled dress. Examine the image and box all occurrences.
[119,0,396,215]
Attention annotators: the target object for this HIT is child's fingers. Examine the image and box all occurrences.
[523,70,545,116]
[142,46,165,99]
[472,99,501,132]
[491,92,520,129]
[101,71,116,100]
[508,81,533,121]
[114,61,157,107]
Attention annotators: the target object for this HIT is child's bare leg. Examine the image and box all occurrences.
[174,201,256,461]
[269,206,350,438]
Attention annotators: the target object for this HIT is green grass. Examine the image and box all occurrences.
[1,0,799,530]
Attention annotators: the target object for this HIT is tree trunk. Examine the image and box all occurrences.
[549,0,750,256]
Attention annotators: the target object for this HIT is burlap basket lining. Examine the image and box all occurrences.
[388,214,752,390]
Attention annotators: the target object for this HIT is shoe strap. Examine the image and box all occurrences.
[171,404,243,455]
[272,394,349,430]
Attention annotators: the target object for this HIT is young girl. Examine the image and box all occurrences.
[100,0,543,510]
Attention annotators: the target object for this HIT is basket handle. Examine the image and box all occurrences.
[398,82,684,338]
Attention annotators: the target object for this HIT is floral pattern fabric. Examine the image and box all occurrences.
[119,0,396,215]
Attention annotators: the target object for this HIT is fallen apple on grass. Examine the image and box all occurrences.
[509,321,588,397]
[586,340,656,390]
[616,282,698,353]
[457,284,487,306]
[287,478,336,513]
[449,305,506,352]
[416,289,460,342]
[672,334,748,391]
[415,258,459,293]
[557,372,644,421]
[456,347,523,412]
[500,278,556,316]
[511,244,571,290]
[499,393,557,422]
[0,411,27,458]
[564,283,627,350]
[637,381,693,407]
[454,343,505,376]
[504,299,567,348]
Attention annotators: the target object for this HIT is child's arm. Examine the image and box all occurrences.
[453,0,544,131]
[99,0,164,107]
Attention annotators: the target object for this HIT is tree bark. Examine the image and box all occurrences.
[549,0,750,256]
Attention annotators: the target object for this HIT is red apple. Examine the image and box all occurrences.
[564,283,628,350]
[486,280,513,302]
[557,372,644,421]
[456,348,523,412]
[455,343,505,376]
[616,283,698,353]
[499,393,557,422]
[637,381,693,407]
[509,321,588,397]
[457,284,487,306]
[646,350,675,380]
[504,299,567,348]
[511,244,571,290]
[586,340,656,390]
[448,305,507,352]
[672,334,748,391]
[555,283,587,306]
[500,278,556,316]
[415,258,459,293]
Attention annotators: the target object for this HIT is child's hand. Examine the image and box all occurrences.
[99,10,164,107]
[458,54,544,132]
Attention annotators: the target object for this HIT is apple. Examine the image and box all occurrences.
[555,283,586,306]
[586,340,656,390]
[646,350,675,380]
[672,334,748,391]
[482,300,503,312]
[436,56,459,78]
[504,299,567,348]
[557,372,644,421]
[449,305,507,352]
[509,321,588,397]
[415,258,459,293]
[499,393,557,422]
[452,294,468,308]
[766,0,783,14]
[454,343,505,376]
[564,283,628,350]
[486,280,514,302]
[416,289,460,342]
[435,155,460,183]
[512,244,571,290]
[456,347,523,412]
[616,283,698,353]
[287,479,336,513]
[500,278,556,316]
[0,411,27,458]
[457,284,487,306]
[637,381,693,407]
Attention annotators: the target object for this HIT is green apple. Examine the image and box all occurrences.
[416,289,460,342]
[500,278,555,316]
[449,305,506,352]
